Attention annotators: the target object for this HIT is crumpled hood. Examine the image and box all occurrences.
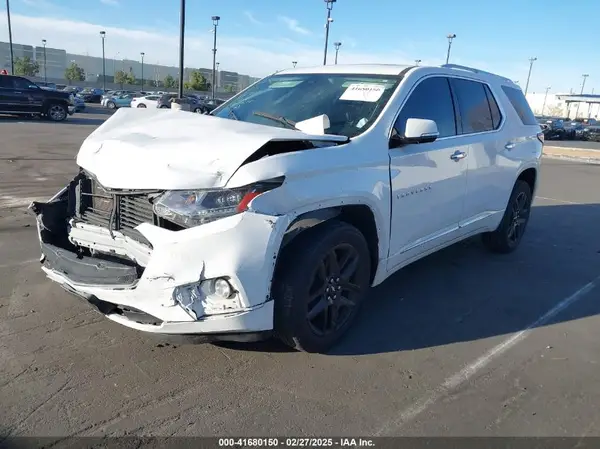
[76,108,347,190]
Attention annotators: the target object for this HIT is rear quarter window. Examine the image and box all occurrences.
[501,86,538,126]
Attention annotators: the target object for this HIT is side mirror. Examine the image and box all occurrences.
[390,118,440,148]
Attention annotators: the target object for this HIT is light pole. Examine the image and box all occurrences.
[178,0,186,98]
[100,31,106,90]
[575,74,589,118]
[292,61,297,68]
[211,15,220,100]
[42,39,47,82]
[445,33,456,65]
[414,59,422,66]
[140,52,145,90]
[6,0,14,74]
[524,57,536,95]
[334,42,342,64]
[216,62,220,90]
[323,0,337,65]
[541,86,551,116]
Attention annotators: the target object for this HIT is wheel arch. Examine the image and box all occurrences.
[279,204,381,285]
[516,166,538,196]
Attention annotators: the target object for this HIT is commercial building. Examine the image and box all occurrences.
[526,92,600,119]
[0,40,260,91]
[0,41,34,71]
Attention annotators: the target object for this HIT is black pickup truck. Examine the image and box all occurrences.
[0,74,74,121]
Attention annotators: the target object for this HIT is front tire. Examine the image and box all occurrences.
[107,101,116,109]
[137,103,147,108]
[482,180,532,254]
[45,103,67,122]
[272,220,371,353]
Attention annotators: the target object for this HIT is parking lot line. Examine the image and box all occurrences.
[536,196,581,205]
[374,273,600,436]
[0,258,39,270]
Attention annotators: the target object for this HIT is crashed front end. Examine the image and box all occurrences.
[30,170,288,339]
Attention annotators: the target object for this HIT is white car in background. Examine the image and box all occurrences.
[131,94,161,109]
[30,63,542,353]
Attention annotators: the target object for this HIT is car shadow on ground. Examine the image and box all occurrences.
[218,202,600,356]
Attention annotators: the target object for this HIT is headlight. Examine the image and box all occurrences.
[153,178,284,228]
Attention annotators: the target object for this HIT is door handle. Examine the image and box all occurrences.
[505,142,516,150]
[450,150,467,161]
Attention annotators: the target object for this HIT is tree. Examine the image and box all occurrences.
[64,62,85,82]
[14,56,40,77]
[163,74,176,89]
[114,70,127,88]
[114,70,136,88]
[184,70,209,91]
[224,84,236,93]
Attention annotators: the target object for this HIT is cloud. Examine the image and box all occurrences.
[244,11,262,26]
[278,16,311,36]
[0,13,414,78]
[100,0,119,5]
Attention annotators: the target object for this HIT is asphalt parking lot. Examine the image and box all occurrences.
[1,107,600,439]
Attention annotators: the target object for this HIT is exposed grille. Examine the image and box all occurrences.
[78,177,156,247]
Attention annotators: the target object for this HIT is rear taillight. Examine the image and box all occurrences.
[537,132,545,145]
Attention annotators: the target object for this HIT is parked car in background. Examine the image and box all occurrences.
[79,88,104,103]
[581,125,600,142]
[203,98,225,112]
[0,74,74,121]
[538,117,566,140]
[31,63,541,352]
[131,94,161,108]
[101,90,134,107]
[104,93,138,109]
[156,93,179,108]
[156,93,208,113]
[71,94,86,113]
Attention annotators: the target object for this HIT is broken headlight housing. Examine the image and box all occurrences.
[153,178,284,228]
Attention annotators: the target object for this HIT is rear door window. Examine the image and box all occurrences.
[501,86,538,125]
[450,78,495,134]
[484,85,502,129]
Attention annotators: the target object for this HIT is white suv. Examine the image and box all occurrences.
[30,63,543,353]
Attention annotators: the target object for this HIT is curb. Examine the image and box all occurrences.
[543,146,600,162]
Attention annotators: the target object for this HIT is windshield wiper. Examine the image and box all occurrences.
[253,111,298,130]
[228,107,239,120]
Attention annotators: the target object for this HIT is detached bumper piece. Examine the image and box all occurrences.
[40,241,142,286]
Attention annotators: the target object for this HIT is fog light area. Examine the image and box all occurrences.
[173,278,242,319]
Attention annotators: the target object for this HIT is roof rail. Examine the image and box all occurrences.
[441,64,513,84]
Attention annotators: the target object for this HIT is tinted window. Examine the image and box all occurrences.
[451,78,494,134]
[502,86,538,125]
[12,77,38,90]
[0,76,10,88]
[394,77,457,138]
[484,85,502,129]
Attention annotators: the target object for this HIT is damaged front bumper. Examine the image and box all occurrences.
[30,180,289,338]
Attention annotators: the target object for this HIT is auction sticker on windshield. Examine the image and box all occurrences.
[339,83,386,102]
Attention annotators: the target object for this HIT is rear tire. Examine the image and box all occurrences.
[45,103,67,122]
[137,103,147,108]
[482,180,532,254]
[272,220,371,353]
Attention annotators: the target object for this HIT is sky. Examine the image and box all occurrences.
[0,0,598,94]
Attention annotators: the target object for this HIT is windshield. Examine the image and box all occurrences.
[211,73,401,138]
